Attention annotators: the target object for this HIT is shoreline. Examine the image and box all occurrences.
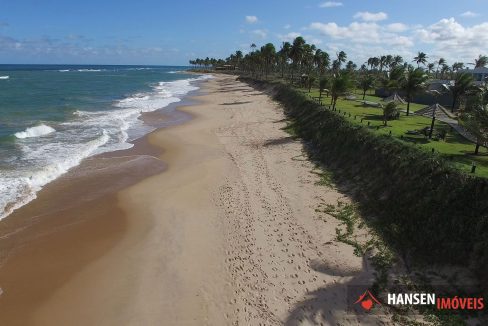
[0,74,386,325]
[0,78,211,325]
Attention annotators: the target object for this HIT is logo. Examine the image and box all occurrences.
[354,290,381,311]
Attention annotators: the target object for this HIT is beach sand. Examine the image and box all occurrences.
[0,75,388,325]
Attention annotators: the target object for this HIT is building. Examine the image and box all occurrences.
[459,67,488,85]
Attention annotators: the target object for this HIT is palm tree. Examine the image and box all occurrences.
[319,76,329,100]
[449,72,475,112]
[379,55,387,72]
[401,67,428,116]
[452,62,465,73]
[359,74,375,99]
[330,73,352,110]
[469,55,488,68]
[440,64,450,79]
[235,50,243,68]
[385,55,393,71]
[459,87,488,154]
[387,66,405,92]
[261,43,276,79]
[289,36,305,82]
[392,55,403,68]
[278,42,291,78]
[413,52,428,68]
[346,60,356,72]
[336,51,347,69]
[307,75,316,92]
[314,49,330,76]
[301,43,315,75]
[436,58,446,78]
[367,57,376,70]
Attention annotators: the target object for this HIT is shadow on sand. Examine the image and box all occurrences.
[284,255,389,325]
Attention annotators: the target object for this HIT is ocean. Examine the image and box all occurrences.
[0,64,209,220]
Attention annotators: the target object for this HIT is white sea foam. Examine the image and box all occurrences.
[0,74,211,220]
[0,131,109,219]
[15,124,56,139]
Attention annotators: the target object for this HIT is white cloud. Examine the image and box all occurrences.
[309,21,413,48]
[386,23,408,33]
[245,16,258,24]
[252,29,267,39]
[353,11,388,22]
[460,11,479,18]
[278,32,301,42]
[308,38,323,45]
[319,1,343,8]
[416,17,488,61]
[310,22,381,42]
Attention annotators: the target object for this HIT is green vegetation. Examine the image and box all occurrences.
[242,77,488,298]
[192,35,488,178]
[299,87,488,177]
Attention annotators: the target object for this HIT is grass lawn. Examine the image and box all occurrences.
[299,87,488,178]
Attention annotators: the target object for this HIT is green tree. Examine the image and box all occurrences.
[470,55,488,68]
[314,49,330,76]
[383,101,399,126]
[436,57,446,78]
[289,36,306,82]
[319,76,329,100]
[459,89,488,154]
[401,67,428,116]
[307,75,316,92]
[413,51,428,67]
[336,51,347,69]
[359,74,375,100]
[261,43,276,79]
[330,73,352,111]
[449,72,475,112]
[278,42,291,78]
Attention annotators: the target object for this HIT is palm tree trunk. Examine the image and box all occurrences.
[451,96,457,113]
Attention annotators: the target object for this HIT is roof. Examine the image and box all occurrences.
[382,93,406,104]
[460,67,488,74]
[414,103,452,119]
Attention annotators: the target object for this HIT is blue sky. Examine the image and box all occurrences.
[0,0,487,66]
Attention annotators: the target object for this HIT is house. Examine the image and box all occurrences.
[459,67,488,85]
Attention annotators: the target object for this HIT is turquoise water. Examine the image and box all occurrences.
[0,64,208,219]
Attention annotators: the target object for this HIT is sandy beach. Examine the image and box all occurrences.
[0,75,385,325]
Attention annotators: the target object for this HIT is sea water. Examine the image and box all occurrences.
[0,64,210,219]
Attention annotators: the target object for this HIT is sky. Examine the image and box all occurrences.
[0,0,487,66]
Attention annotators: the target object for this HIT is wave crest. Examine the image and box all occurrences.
[15,124,56,139]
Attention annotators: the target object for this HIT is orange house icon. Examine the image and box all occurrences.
[354,290,381,311]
